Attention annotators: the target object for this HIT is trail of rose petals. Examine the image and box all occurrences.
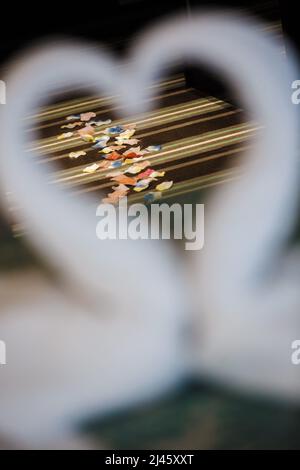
[60,112,172,203]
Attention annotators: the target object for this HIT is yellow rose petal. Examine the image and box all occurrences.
[57,132,73,140]
[83,163,99,174]
[151,171,165,179]
[69,151,86,159]
[101,147,113,154]
[133,184,150,192]
[156,181,173,191]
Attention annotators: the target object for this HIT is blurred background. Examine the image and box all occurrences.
[1,0,300,450]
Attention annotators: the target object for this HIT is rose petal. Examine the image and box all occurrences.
[105,151,123,161]
[66,114,80,120]
[83,163,100,173]
[146,145,162,152]
[69,151,87,159]
[112,175,137,186]
[61,122,83,129]
[80,112,96,122]
[156,181,173,191]
[136,168,155,179]
[77,126,95,137]
[57,132,73,139]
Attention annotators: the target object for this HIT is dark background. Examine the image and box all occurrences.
[0,1,291,64]
[0,1,289,107]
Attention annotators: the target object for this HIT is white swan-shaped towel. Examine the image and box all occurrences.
[0,11,299,448]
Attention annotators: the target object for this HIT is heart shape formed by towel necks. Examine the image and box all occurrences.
[0,11,299,403]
